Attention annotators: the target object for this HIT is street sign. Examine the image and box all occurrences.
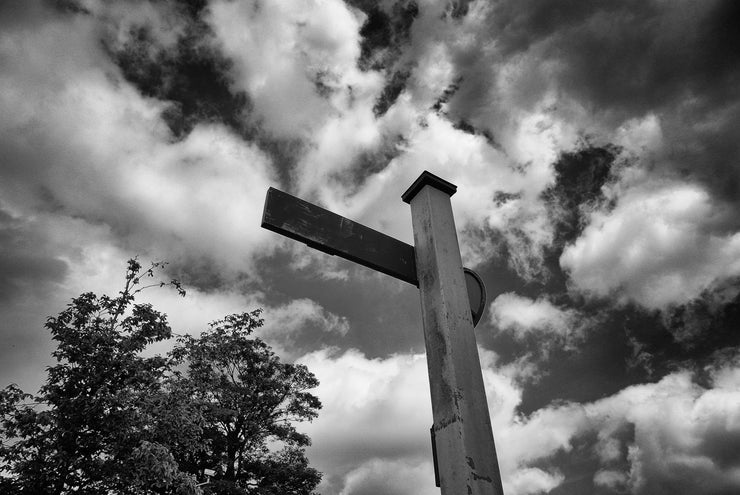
[262,187,487,326]
[262,187,417,285]
[261,173,504,494]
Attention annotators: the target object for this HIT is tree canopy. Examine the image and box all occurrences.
[0,260,322,495]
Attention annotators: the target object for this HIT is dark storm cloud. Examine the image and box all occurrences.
[489,0,740,111]
[472,0,740,201]
[0,209,68,302]
[405,0,739,233]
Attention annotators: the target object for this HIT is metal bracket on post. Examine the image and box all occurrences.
[430,425,440,488]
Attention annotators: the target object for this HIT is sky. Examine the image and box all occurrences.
[1,0,740,494]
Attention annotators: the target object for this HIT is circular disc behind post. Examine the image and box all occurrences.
[463,268,487,327]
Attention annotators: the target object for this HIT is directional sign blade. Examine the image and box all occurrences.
[261,187,418,286]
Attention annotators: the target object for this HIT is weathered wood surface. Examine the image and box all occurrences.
[261,187,418,286]
[405,174,504,495]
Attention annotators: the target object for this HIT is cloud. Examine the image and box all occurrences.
[592,368,740,495]
[464,0,740,202]
[560,174,740,310]
[516,364,740,495]
[0,2,280,283]
[262,298,349,337]
[338,458,437,495]
[257,298,350,359]
[488,292,592,375]
[44,0,735,301]
[0,207,68,302]
[330,111,564,278]
[297,346,580,495]
[0,211,128,393]
[204,0,590,282]
[1,3,739,493]
[490,292,584,345]
[142,291,349,362]
[481,0,740,119]
[0,204,346,392]
[368,0,740,286]
[295,343,740,495]
[593,469,628,490]
[82,0,186,52]
[207,0,371,141]
[287,244,351,281]
[297,349,433,477]
[505,468,564,495]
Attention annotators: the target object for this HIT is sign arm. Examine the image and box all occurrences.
[261,187,487,324]
[262,187,419,286]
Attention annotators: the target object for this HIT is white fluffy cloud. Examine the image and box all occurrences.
[0,2,279,279]
[206,0,584,281]
[297,347,575,495]
[207,0,375,142]
[318,110,565,277]
[338,458,438,495]
[509,364,740,495]
[294,345,740,495]
[505,468,564,495]
[297,349,433,480]
[561,174,740,310]
[256,298,350,359]
[262,298,349,337]
[587,367,740,494]
[490,292,585,348]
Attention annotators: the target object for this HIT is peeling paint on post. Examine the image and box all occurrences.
[403,171,504,495]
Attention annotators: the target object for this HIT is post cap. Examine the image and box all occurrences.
[401,171,457,204]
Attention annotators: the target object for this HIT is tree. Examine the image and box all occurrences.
[0,259,197,494]
[0,260,322,495]
[170,312,322,494]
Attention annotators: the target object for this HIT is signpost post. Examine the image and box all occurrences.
[402,172,504,495]
[261,171,504,495]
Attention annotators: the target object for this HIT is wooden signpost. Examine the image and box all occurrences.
[262,187,417,285]
[261,171,504,495]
